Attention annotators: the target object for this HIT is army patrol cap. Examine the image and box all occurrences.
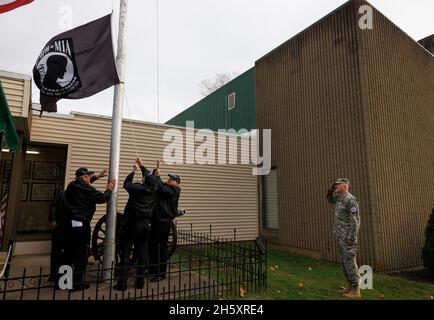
[334,178,350,185]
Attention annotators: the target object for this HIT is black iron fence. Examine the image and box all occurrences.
[0,227,267,300]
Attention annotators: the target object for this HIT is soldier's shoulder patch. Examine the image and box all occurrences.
[351,206,358,213]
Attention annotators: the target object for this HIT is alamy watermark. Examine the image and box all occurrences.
[58,5,73,30]
[358,5,373,30]
[162,121,271,176]
[359,265,373,289]
[58,265,73,290]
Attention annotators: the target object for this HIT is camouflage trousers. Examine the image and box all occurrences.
[337,238,360,288]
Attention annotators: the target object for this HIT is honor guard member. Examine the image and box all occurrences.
[48,169,108,283]
[327,178,361,299]
[64,167,115,290]
[114,158,157,291]
[149,160,181,282]
[48,190,67,282]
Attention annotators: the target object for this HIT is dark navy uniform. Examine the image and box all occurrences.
[149,175,181,280]
[115,166,156,290]
[48,190,67,281]
[63,171,111,288]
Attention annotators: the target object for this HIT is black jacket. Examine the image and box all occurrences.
[123,166,156,220]
[64,179,111,222]
[49,190,66,224]
[152,176,180,221]
[49,176,99,224]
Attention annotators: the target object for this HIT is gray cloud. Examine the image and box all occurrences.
[0,0,432,123]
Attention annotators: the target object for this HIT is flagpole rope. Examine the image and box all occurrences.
[111,0,140,158]
[123,89,139,157]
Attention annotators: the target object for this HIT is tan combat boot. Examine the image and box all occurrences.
[342,288,361,299]
[338,287,350,295]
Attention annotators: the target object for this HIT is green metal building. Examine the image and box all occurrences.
[166,67,256,131]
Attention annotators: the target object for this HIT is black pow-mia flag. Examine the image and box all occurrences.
[33,14,119,113]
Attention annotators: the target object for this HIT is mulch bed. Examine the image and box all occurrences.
[390,269,434,284]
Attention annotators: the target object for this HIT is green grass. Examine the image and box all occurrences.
[240,248,434,300]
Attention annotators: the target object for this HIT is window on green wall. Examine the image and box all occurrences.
[227,92,236,111]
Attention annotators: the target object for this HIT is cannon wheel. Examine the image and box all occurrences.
[92,214,178,264]
[91,213,123,265]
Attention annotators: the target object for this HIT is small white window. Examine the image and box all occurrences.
[227,92,236,110]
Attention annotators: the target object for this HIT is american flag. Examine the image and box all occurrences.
[0,183,8,248]
[0,0,33,14]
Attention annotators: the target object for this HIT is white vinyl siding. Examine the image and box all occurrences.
[30,112,259,241]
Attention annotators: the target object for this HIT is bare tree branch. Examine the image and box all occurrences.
[199,72,238,97]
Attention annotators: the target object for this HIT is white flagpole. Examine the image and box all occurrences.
[103,0,128,279]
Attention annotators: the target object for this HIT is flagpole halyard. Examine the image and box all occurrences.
[102,0,128,280]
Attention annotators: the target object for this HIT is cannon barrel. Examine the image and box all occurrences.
[176,209,188,217]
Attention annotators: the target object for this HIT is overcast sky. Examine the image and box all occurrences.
[0,0,432,123]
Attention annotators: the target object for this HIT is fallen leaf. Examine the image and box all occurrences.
[339,286,346,290]
[379,294,385,300]
[308,267,312,271]
[298,292,303,295]
[298,281,305,288]
[239,288,246,297]
[274,265,279,269]
[277,290,282,294]
[287,274,293,279]
[430,296,434,300]
[270,266,276,271]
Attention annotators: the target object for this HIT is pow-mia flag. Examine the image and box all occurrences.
[33,14,119,113]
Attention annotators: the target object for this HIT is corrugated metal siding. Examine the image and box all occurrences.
[256,0,377,266]
[360,8,434,271]
[166,68,256,131]
[262,169,278,229]
[0,76,25,117]
[30,113,259,241]
[0,72,32,137]
[256,0,433,271]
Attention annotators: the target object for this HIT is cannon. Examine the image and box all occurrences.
[91,209,188,264]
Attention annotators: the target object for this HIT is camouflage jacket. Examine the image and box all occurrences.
[327,192,360,242]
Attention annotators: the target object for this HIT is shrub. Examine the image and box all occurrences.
[422,208,434,274]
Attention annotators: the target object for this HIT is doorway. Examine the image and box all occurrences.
[14,144,67,244]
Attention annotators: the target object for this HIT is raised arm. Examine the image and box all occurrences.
[123,164,149,193]
[88,179,116,204]
[326,185,338,204]
[90,169,108,184]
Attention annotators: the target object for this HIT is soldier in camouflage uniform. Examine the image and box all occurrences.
[327,178,361,299]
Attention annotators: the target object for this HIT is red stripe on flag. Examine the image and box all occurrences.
[0,0,33,14]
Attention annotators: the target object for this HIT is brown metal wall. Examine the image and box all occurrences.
[256,0,433,270]
[359,8,434,271]
[256,0,375,265]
